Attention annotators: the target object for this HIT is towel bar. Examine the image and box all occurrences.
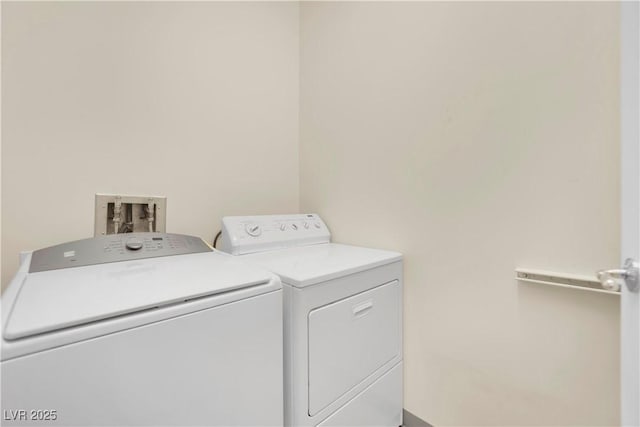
[515,268,619,295]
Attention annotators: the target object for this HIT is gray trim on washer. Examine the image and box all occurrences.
[403,409,433,427]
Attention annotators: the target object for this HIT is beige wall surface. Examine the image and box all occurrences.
[300,2,620,426]
[2,1,623,425]
[1,1,300,289]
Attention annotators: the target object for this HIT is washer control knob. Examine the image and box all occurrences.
[280,223,286,231]
[314,222,322,229]
[125,238,144,251]
[291,223,298,231]
[245,223,262,237]
[303,222,309,229]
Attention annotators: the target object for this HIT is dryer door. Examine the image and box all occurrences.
[307,280,401,416]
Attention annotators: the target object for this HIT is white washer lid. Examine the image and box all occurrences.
[4,251,272,340]
[240,243,402,288]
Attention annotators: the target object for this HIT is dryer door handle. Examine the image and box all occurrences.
[352,300,374,317]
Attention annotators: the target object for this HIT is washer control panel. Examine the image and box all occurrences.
[29,233,212,273]
[220,214,330,255]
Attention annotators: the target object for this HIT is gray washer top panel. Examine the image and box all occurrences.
[29,233,211,273]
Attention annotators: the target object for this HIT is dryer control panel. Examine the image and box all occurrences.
[220,214,330,255]
[29,233,211,273]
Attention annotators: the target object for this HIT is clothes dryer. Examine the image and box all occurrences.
[220,215,403,427]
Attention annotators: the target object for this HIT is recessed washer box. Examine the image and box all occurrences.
[94,194,166,236]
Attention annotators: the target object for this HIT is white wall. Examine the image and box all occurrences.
[1,1,300,289]
[300,2,620,425]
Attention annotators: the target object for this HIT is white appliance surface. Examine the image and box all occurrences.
[220,213,330,255]
[318,363,403,427]
[221,214,403,427]
[240,243,401,287]
[4,251,272,341]
[2,290,284,427]
[1,233,284,426]
[308,280,401,415]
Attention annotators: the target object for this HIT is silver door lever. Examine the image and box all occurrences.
[597,258,639,292]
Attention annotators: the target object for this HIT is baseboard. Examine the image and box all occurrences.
[402,409,433,427]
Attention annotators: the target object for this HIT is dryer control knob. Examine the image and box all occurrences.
[303,222,309,229]
[125,238,143,251]
[280,224,286,231]
[245,223,262,237]
[291,223,298,231]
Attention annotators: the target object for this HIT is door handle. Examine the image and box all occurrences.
[597,258,639,292]
[352,300,374,317]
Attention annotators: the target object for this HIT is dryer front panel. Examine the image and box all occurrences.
[307,280,401,416]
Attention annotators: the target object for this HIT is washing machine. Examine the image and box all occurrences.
[220,214,403,427]
[1,233,283,426]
